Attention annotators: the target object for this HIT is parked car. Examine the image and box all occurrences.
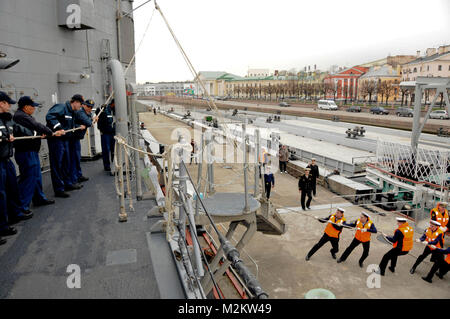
[346,105,361,112]
[370,106,389,115]
[317,99,338,110]
[429,110,449,119]
[395,107,413,117]
[279,102,290,107]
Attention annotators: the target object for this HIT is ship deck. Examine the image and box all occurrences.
[0,159,184,299]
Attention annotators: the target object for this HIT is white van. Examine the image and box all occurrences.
[317,100,338,110]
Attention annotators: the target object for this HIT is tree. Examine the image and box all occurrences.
[400,87,409,106]
[234,85,241,98]
[325,81,337,100]
[317,82,327,99]
[360,80,377,104]
[383,81,395,105]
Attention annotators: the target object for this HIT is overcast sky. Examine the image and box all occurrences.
[132,0,450,83]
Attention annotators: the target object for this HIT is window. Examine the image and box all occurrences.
[413,67,417,73]
[438,65,442,71]
[427,65,430,71]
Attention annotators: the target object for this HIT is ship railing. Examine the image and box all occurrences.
[177,159,268,299]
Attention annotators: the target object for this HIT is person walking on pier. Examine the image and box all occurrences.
[13,96,56,212]
[264,165,275,199]
[421,245,450,283]
[278,145,289,174]
[307,158,319,197]
[377,217,414,276]
[190,139,198,165]
[96,99,116,173]
[306,207,347,261]
[337,211,377,268]
[298,168,313,210]
[410,220,444,275]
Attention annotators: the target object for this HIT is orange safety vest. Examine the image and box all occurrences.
[324,214,346,238]
[430,207,449,228]
[259,150,268,164]
[425,227,444,250]
[355,218,373,243]
[393,222,414,252]
[445,252,450,265]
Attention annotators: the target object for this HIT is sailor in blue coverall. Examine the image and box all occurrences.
[0,92,33,245]
[95,99,116,172]
[13,96,56,212]
[46,94,86,198]
[70,99,94,184]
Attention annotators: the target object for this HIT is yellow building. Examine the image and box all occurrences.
[358,65,402,104]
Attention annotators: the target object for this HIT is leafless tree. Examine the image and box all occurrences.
[325,82,337,100]
[400,87,409,106]
[234,85,241,99]
[360,80,377,104]
[383,81,395,105]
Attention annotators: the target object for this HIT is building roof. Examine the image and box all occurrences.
[197,71,228,80]
[405,51,450,66]
[327,65,368,77]
[359,65,399,79]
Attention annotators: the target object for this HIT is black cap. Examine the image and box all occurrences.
[0,91,16,104]
[18,96,41,108]
[83,99,95,108]
[71,94,84,103]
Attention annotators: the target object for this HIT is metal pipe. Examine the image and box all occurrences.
[108,59,128,141]
[117,142,127,222]
[195,132,204,216]
[180,190,205,278]
[178,142,187,240]
[116,0,122,62]
[127,83,143,200]
[254,129,260,197]
[244,134,249,212]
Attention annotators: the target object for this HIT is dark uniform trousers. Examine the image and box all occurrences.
[424,258,449,280]
[301,190,312,210]
[264,181,272,199]
[101,133,115,171]
[68,138,82,184]
[14,151,47,210]
[340,238,370,264]
[0,159,26,231]
[47,138,73,193]
[307,233,339,258]
[412,246,443,270]
[379,248,408,274]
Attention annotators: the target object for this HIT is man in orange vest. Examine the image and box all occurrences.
[337,211,377,268]
[422,245,450,283]
[377,217,414,276]
[305,207,347,261]
[410,220,444,274]
[430,202,448,233]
